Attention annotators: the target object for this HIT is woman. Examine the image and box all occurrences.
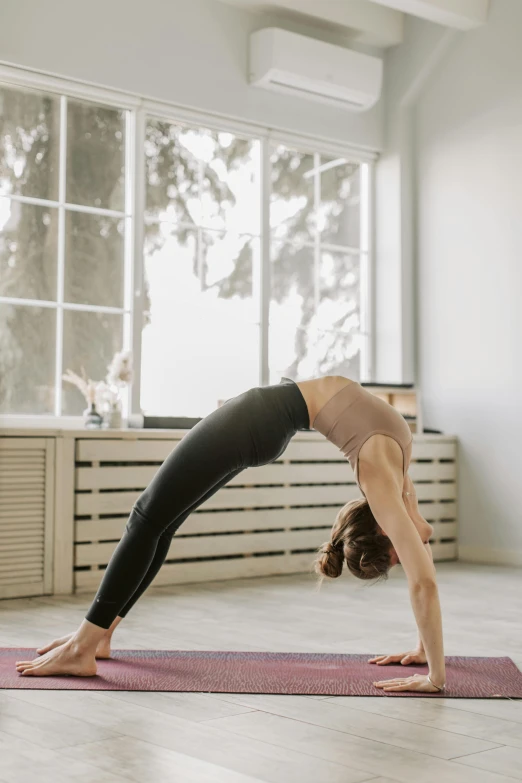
[16,375,445,693]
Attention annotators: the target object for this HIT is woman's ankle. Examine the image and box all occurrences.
[104,616,124,637]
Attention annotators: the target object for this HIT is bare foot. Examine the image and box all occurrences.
[16,641,97,677]
[37,632,112,659]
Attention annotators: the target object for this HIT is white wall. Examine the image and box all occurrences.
[0,0,382,150]
[395,0,522,562]
[374,16,450,384]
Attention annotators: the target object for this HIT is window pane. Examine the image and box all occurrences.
[269,244,362,381]
[62,310,123,414]
[201,132,260,234]
[270,326,361,383]
[145,120,260,234]
[270,241,315,327]
[66,100,125,210]
[314,249,362,378]
[0,85,60,201]
[0,304,56,413]
[141,225,259,416]
[270,145,315,243]
[145,121,198,226]
[319,247,362,338]
[0,197,58,301]
[64,211,124,307]
[319,158,361,247]
[269,242,314,381]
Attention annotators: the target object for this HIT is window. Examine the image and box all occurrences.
[0,84,131,415]
[141,120,261,418]
[141,123,371,418]
[269,145,368,384]
[0,71,373,420]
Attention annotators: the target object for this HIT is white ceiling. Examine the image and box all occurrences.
[218,0,489,48]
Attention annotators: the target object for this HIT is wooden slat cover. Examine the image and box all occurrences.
[0,439,52,599]
[75,552,316,592]
[76,462,355,490]
[75,506,340,542]
[75,502,458,544]
[76,439,181,463]
[75,484,358,516]
[430,542,458,560]
[75,483,456,517]
[75,528,328,567]
[73,432,459,589]
[75,461,456,491]
[75,437,456,465]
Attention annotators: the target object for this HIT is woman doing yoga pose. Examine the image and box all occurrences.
[16,375,445,693]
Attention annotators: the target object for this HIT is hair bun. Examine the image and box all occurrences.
[314,539,344,579]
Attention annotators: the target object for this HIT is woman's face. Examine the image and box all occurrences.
[383,516,434,567]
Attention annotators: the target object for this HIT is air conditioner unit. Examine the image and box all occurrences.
[249,28,383,112]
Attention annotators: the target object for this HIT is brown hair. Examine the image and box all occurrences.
[315,498,391,581]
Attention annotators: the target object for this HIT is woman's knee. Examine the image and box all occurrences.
[125,503,165,539]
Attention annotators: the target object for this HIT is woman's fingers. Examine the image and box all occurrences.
[373,677,410,687]
[383,682,416,691]
[373,674,436,693]
[368,655,399,665]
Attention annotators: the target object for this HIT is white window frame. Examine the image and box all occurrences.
[0,64,377,426]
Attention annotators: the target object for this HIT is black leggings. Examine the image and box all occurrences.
[85,377,310,629]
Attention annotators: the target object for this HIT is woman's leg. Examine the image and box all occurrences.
[83,413,251,631]
[16,380,305,676]
[34,468,242,659]
[16,393,264,675]
[116,465,243,620]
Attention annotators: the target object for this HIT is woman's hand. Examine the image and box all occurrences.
[368,649,427,666]
[373,673,441,693]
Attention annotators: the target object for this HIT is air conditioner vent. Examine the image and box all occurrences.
[250,28,383,112]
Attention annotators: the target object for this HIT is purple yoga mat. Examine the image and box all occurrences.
[1,649,522,698]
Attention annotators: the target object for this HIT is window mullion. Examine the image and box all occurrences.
[197,160,205,289]
[259,138,271,387]
[54,94,67,416]
[364,161,375,382]
[130,105,146,418]
[314,152,321,318]
[121,107,136,422]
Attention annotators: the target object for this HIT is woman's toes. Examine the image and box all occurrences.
[15,644,97,677]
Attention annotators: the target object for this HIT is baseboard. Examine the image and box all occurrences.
[458,546,522,567]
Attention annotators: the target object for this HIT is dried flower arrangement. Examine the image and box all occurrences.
[62,350,133,428]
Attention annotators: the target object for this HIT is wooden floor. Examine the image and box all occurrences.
[1,561,521,783]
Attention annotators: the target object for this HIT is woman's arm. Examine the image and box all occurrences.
[361,460,445,691]
[403,472,435,653]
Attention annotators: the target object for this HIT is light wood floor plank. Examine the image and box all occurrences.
[59,735,270,783]
[324,694,522,748]
[0,728,134,783]
[204,692,499,758]
[203,710,517,783]
[454,745,522,778]
[100,689,257,722]
[4,690,372,783]
[0,691,121,750]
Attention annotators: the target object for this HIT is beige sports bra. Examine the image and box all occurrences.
[312,381,413,496]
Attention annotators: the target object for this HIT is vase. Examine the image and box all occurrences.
[106,405,122,429]
[83,402,103,429]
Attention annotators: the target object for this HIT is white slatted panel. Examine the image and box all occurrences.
[0,438,54,599]
[73,432,458,592]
